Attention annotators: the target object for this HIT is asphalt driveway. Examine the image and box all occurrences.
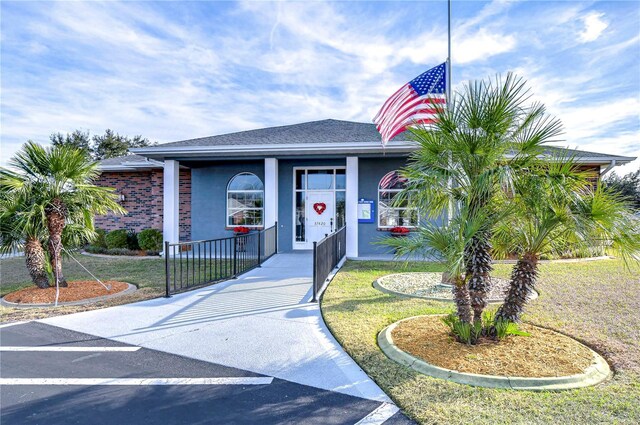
[1,321,412,425]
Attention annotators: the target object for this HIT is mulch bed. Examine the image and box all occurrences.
[391,315,595,377]
[4,280,130,304]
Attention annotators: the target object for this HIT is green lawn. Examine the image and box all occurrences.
[321,259,640,425]
[0,254,167,322]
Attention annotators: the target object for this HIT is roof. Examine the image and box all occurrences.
[98,154,163,171]
[157,119,411,148]
[127,119,635,164]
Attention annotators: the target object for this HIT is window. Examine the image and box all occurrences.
[227,172,264,227]
[378,171,418,228]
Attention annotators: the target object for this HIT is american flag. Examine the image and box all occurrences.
[373,62,447,144]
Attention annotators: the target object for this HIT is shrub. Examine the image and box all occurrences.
[126,230,140,250]
[137,229,163,251]
[84,245,160,256]
[92,228,107,248]
[105,229,128,249]
[442,310,530,344]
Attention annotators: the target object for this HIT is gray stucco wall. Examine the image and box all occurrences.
[191,161,264,241]
[277,158,346,252]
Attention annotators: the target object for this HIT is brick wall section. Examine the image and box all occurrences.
[94,169,192,241]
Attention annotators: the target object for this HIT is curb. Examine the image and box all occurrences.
[373,274,538,304]
[377,315,611,391]
[1,283,137,309]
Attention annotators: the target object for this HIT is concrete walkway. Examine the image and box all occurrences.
[41,252,391,403]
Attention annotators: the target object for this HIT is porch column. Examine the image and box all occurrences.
[346,156,359,258]
[163,159,180,245]
[264,158,278,229]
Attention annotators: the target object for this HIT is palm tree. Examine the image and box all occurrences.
[1,142,125,287]
[0,188,50,288]
[492,159,640,323]
[393,73,563,323]
[384,206,486,324]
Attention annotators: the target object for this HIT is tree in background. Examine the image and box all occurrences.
[92,129,152,160]
[603,169,640,211]
[1,142,126,288]
[49,129,154,160]
[50,130,92,157]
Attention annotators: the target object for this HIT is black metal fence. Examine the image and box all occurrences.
[312,226,346,302]
[164,223,277,297]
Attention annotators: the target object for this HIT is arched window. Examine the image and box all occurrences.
[378,171,418,228]
[227,173,264,227]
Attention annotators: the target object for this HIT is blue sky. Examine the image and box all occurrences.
[1,0,639,173]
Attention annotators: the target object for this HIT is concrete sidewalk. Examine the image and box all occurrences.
[41,252,390,402]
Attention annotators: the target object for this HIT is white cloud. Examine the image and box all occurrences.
[0,0,637,173]
[579,12,609,43]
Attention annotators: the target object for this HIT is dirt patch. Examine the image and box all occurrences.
[391,315,595,377]
[4,281,130,304]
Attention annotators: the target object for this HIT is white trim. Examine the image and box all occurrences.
[130,143,636,164]
[346,157,359,258]
[226,172,264,228]
[0,346,141,352]
[163,160,180,244]
[0,377,274,386]
[264,158,278,229]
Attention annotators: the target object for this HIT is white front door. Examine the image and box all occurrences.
[305,191,334,247]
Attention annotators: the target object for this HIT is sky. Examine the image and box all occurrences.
[1,0,639,174]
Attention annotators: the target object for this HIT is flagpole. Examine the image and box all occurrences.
[446,0,454,223]
[446,0,452,102]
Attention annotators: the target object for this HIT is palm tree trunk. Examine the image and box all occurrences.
[24,236,50,289]
[46,198,68,288]
[466,236,493,324]
[453,277,473,323]
[496,252,539,323]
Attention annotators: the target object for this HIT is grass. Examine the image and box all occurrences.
[0,253,167,322]
[321,259,640,425]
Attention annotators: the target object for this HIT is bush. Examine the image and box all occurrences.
[137,229,163,251]
[105,229,128,249]
[442,311,530,344]
[84,245,160,256]
[92,228,107,248]
[126,230,140,250]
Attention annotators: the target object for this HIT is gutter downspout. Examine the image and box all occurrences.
[600,159,616,177]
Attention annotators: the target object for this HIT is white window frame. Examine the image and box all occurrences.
[226,172,264,228]
[377,170,418,229]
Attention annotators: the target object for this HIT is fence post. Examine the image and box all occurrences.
[312,241,318,302]
[257,229,262,267]
[164,241,171,298]
[274,221,278,253]
[233,235,238,278]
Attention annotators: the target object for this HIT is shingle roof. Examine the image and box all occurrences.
[127,119,635,164]
[98,154,150,165]
[159,119,410,147]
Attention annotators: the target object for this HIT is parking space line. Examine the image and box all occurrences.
[0,377,274,386]
[355,402,400,425]
[1,346,141,352]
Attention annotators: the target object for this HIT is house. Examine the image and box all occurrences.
[95,119,636,258]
